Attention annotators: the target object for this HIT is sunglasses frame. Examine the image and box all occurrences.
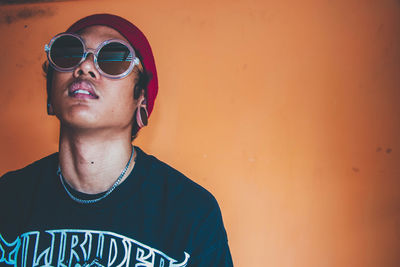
[45,33,140,79]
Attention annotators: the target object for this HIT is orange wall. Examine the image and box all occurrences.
[1,1,399,266]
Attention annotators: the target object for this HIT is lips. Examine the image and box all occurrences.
[68,80,99,99]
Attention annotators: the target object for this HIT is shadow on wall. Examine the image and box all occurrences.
[0,0,70,5]
[0,6,56,25]
[0,0,80,25]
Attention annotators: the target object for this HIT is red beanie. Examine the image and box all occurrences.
[66,14,158,118]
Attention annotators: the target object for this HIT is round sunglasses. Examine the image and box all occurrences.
[45,33,140,79]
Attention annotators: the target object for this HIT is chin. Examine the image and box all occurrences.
[58,111,100,128]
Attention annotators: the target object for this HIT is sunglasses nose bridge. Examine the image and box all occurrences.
[82,48,97,61]
[73,48,101,79]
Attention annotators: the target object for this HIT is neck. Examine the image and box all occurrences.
[58,127,135,194]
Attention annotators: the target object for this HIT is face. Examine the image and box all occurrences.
[50,25,141,136]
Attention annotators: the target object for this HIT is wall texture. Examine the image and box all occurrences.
[0,0,399,266]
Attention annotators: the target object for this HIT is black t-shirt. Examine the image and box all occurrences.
[0,147,233,267]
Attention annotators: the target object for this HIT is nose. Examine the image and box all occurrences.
[73,53,100,79]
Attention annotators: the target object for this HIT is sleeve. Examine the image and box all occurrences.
[188,201,234,267]
[0,167,41,240]
[189,239,233,267]
[0,172,23,239]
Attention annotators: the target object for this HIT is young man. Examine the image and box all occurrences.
[0,14,233,266]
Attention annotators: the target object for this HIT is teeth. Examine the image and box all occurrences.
[74,89,91,95]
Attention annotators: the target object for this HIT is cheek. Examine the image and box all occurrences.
[52,71,69,85]
[119,74,137,101]
[112,78,137,112]
[51,72,70,91]
[50,72,69,103]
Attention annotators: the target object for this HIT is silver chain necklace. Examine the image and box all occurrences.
[57,147,135,204]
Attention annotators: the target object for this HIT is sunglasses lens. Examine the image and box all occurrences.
[98,42,132,76]
[50,35,83,68]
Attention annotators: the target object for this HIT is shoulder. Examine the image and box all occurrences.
[135,147,219,204]
[0,153,58,236]
[0,153,58,192]
[135,146,221,215]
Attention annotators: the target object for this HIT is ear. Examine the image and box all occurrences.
[139,90,146,105]
[47,103,55,115]
[134,88,146,105]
